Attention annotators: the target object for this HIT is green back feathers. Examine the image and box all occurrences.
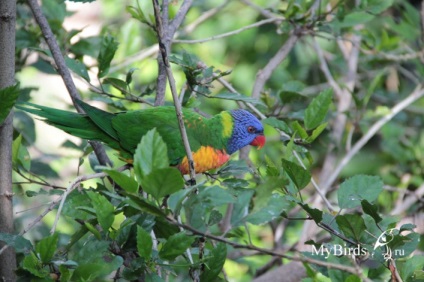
[17,100,235,165]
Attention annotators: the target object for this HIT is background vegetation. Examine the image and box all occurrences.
[0,0,424,281]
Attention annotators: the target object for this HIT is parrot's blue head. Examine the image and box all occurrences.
[227,109,265,154]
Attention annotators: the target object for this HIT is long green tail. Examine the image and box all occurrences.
[15,100,122,151]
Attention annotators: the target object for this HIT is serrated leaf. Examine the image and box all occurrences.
[0,84,19,125]
[245,194,290,225]
[281,158,311,189]
[35,233,59,263]
[304,89,333,130]
[336,214,366,242]
[97,35,119,78]
[23,252,49,278]
[86,191,115,230]
[338,175,383,209]
[137,226,153,259]
[65,57,90,82]
[361,200,382,223]
[133,129,169,178]
[159,232,195,261]
[200,243,227,282]
[104,169,139,193]
[140,167,184,200]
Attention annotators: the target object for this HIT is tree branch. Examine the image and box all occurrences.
[154,0,193,106]
[27,0,112,167]
[251,33,299,98]
[0,0,17,278]
[152,0,196,183]
[322,85,424,191]
[167,216,367,276]
[174,18,282,44]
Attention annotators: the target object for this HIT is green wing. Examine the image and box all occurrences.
[112,107,203,164]
[17,100,226,165]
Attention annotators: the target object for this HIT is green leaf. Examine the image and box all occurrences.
[65,57,90,82]
[200,243,227,282]
[281,158,311,189]
[86,191,115,230]
[338,175,383,209]
[366,0,394,14]
[0,232,32,253]
[305,122,327,143]
[210,92,263,105]
[331,11,375,28]
[97,35,119,78]
[137,226,153,259]
[304,89,333,130]
[263,117,292,134]
[0,84,19,125]
[23,252,49,278]
[245,194,290,225]
[335,214,366,242]
[299,203,322,224]
[35,233,59,263]
[103,77,128,92]
[133,129,169,178]
[126,68,138,85]
[291,121,308,139]
[84,221,101,240]
[104,169,139,193]
[361,200,382,223]
[279,90,307,104]
[159,232,195,261]
[398,255,424,282]
[126,195,166,217]
[140,167,184,200]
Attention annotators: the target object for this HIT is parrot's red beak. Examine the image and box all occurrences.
[250,135,266,149]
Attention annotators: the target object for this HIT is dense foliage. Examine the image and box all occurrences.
[1,0,424,281]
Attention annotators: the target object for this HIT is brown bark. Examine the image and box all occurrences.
[0,0,17,280]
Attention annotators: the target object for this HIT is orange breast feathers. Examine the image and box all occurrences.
[177,146,230,174]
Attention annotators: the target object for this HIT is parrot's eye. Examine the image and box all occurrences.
[247,126,255,133]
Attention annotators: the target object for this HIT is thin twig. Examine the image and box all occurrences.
[51,165,130,234]
[312,38,343,97]
[322,85,424,191]
[239,0,279,19]
[174,18,282,44]
[182,1,230,34]
[152,0,196,183]
[251,33,299,98]
[167,216,364,274]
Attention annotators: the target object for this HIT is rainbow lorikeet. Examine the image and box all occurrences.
[17,100,265,174]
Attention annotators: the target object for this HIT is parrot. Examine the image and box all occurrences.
[16,100,266,174]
